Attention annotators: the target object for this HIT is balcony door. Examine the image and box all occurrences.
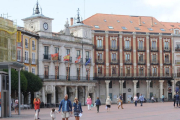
[44,66,49,78]
[138,41,143,49]
[97,39,102,48]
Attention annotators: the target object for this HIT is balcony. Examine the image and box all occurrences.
[151,60,158,65]
[75,57,82,64]
[32,45,36,50]
[125,73,131,77]
[138,73,145,77]
[52,56,62,62]
[164,60,171,65]
[112,73,118,77]
[137,47,146,52]
[175,47,180,51]
[25,43,29,48]
[64,57,72,63]
[43,54,51,60]
[164,47,171,52]
[24,58,30,64]
[175,60,180,65]
[124,60,132,65]
[151,73,158,77]
[138,60,146,65]
[123,46,132,51]
[95,45,104,51]
[96,59,104,65]
[110,59,118,65]
[151,47,158,52]
[110,46,119,51]
[85,58,91,65]
[30,58,38,65]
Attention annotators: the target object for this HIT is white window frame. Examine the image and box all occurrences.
[32,67,35,74]
[32,40,35,50]
[25,51,29,63]
[32,52,35,64]
[17,50,21,61]
[25,39,28,48]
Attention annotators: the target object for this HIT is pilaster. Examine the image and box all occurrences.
[133,80,138,96]
[105,80,110,98]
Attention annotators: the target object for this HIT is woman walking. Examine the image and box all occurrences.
[73,97,83,120]
[86,96,92,110]
[34,98,40,120]
[133,95,138,107]
[173,93,176,107]
[95,97,101,113]
[106,96,111,112]
[14,98,18,113]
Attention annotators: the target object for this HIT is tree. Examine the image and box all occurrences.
[3,69,27,92]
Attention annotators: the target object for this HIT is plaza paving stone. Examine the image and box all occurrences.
[1,102,180,120]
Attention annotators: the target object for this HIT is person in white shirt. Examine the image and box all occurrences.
[50,108,58,120]
[133,95,138,107]
[15,98,18,113]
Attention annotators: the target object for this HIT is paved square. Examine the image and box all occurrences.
[1,102,179,120]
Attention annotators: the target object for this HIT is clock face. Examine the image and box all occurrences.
[29,22,35,31]
[43,23,48,30]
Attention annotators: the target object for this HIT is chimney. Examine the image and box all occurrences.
[70,17,73,26]
[151,17,153,27]
[139,17,141,26]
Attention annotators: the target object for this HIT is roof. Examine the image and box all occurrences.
[83,13,171,33]
[17,27,39,37]
[0,62,24,69]
[22,14,54,21]
[161,22,180,32]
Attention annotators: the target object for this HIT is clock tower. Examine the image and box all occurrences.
[22,1,53,34]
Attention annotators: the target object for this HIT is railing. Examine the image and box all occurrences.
[151,60,158,65]
[64,57,72,62]
[43,54,51,60]
[123,46,132,51]
[164,60,171,65]
[175,47,180,51]
[151,73,158,77]
[151,47,158,52]
[137,47,146,52]
[112,73,118,77]
[138,60,146,65]
[110,46,119,51]
[52,56,61,61]
[75,57,82,63]
[96,59,104,64]
[95,45,104,51]
[139,73,145,77]
[164,47,170,52]
[32,45,36,50]
[110,59,118,64]
[30,58,38,64]
[175,60,180,64]
[124,60,132,65]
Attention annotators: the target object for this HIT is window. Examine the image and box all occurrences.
[32,53,35,64]
[160,28,165,31]
[154,22,157,25]
[108,26,114,29]
[25,66,28,71]
[164,42,169,49]
[104,19,107,22]
[32,67,35,74]
[98,53,102,60]
[25,39,28,48]
[25,51,29,63]
[152,67,157,76]
[152,54,156,62]
[130,21,133,23]
[125,41,130,49]
[122,27,127,30]
[55,47,59,53]
[44,46,49,55]
[152,41,156,49]
[138,41,143,49]
[98,67,102,74]
[175,30,179,34]
[136,81,139,88]
[165,55,169,63]
[150,82,153,88]
[109,81,112,88]
[111,40,116,49]
[165,67,169,76]
[126,67,130,76]
[171,25,174,27]
[117,20,120,23]
[86,51,89,62]
[135,27,140,30]
[32,41,35,50]
[44,66,49,79]
[123,81,126,88]
[112,67,116,74]
[139,54,143,62]
[17,50,21,61]
[125,54,130,61]
[139,67,144,76]
[94,25,99,28]
[66,49,70,55]
[77,50,80,57]
[148,28,153,31]
[97,39,102,47]
[109,93,112,100]
[142,22,145,24]
[17,42,21,47]
[112,53,116,61]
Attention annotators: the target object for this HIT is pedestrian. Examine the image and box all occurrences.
[86,96,92,110]
[14,98,18,113]
[50,108,58,120]
[95,97,101,113]
[133,95,138,107]
[162,94,164,103]
[175,92,179,107]
[33,96,41,119]
[106,96,111,112]
[139,94,144,106]
[73,97,83,120]
[118,94,124,109]
[59,94,72,120]
[131,97,133,103]
[173,93,176,107]
[34,98,40,120]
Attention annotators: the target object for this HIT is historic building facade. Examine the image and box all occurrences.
[21,2,96,105]
[83,14,174,103]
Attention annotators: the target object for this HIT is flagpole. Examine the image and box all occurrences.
[88,64,90,81]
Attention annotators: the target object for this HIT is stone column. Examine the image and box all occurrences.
[64,86,67,96]
[105,80,110,98]
[119,80,124,95]
[146,80,151,99]
[42,86,45,103]
[133,80,138,96]
[171,80,175,99]
[159,80,164,99]
[75,86,78,98]
[53,85,56,104]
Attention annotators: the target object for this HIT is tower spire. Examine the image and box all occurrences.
[77,8,81,23]
[35,0,40,14]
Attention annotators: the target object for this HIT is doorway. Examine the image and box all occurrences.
[123,93,126,103]
[47,94,52,104]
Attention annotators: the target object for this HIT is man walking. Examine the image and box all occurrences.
[139,94,144,106]
[175,93,179,107]
[59,94,72,120]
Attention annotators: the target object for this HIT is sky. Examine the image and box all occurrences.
[1,0,180,32]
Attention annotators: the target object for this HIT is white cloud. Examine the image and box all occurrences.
[142,0,179,7]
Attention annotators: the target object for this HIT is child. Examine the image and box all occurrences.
[50,108,58,120]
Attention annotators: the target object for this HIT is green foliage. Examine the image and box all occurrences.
[3,69,27,92]
[22,70,42,93]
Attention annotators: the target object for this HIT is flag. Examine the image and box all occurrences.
[75,55,81,63]
[85,58,91,66]
[63,54,70,61]
[51,53,59,60]
[16,31,21,42]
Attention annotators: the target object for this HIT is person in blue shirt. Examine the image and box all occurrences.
[73,97,83,120]
[175,93,179,107]
[59,94,72,120]
[139,94,144,106]
[95,97,101,113]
